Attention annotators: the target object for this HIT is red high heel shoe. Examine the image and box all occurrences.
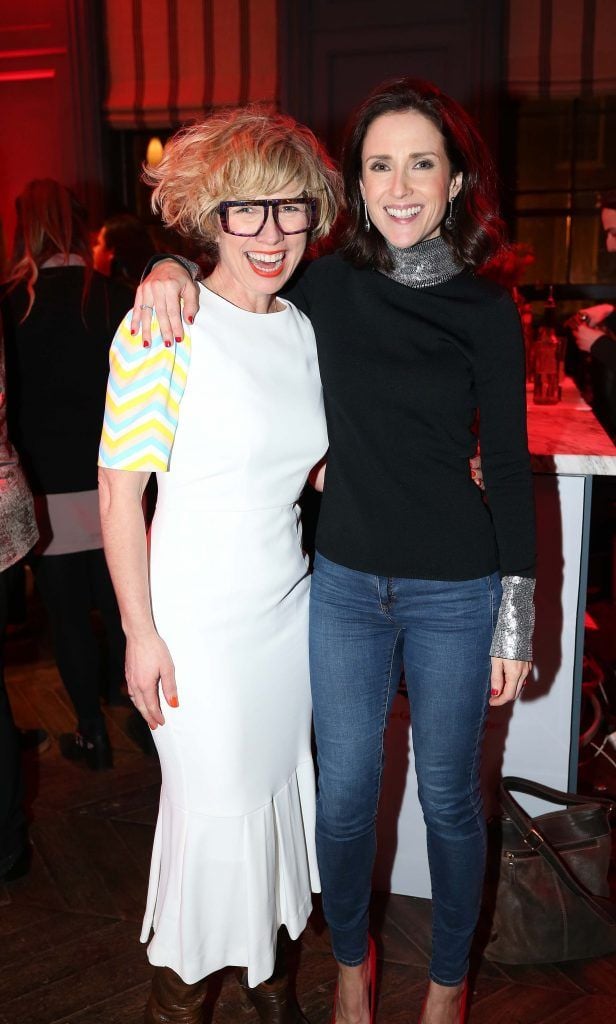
[418,978,468,1024]
[331,935,376,1024]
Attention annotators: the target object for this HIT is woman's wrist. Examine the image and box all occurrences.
[141,253,200,283]
[490,575,535,661]
[122,616,158,644]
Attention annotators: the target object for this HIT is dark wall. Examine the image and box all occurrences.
[279,0,505,160]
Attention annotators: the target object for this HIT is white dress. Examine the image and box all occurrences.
[140,286,327,986]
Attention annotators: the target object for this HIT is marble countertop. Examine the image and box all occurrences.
[526,377,616,474]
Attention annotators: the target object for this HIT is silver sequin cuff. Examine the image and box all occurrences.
[490,575,535,661]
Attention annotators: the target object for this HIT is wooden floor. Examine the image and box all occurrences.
[2,602,616,1024]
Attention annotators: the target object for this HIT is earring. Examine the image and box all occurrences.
[444,197,455,230]
[363,198,370,232]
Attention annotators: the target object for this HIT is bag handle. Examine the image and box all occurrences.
[499,777,616,930]
[501,775,616,815]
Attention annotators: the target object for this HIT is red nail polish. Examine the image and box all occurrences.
[169,695,179,708]
[175,336,182,343]
[164,339,172,348]
[143,339,150,348]
[491,689,499,696]
[131,328,136,336]
[187,315,194,324]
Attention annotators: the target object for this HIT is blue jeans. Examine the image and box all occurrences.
[309,552,501,986]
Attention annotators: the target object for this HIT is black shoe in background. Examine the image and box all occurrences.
[59,730,113,771]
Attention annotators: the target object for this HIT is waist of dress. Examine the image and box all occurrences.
[154,495,302,515]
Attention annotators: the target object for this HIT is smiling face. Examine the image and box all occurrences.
[359,109,462,249]
[207,185,309,313]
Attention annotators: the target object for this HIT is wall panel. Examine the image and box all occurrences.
[280,0,505,158]
[0,0,104,259]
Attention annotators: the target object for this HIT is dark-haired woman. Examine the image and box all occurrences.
[133,78,535,1024]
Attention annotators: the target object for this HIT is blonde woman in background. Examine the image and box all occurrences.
[1,180,130,768]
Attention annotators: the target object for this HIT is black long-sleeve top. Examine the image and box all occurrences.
[2,268,131,494]
[288,253,536,581]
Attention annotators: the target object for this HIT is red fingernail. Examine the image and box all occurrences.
[175,336,182,343]
[169,695,179,708]
[164,339,172,348]
[187,315,194,324]
[143,339,150,348]
[131,328,136,336]
[491,689,499,696]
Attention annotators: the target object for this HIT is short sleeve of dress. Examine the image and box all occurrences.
[98,311,191,472]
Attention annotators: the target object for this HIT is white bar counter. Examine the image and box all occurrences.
[527,376,616,474]
[374,378,616,897]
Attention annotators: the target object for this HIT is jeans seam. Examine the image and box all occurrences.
[467,579,493,838]
[375,627,403,807]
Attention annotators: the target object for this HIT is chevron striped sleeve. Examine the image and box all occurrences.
[98,312,191,472]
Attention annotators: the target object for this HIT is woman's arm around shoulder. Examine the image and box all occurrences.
[131,256,200,346]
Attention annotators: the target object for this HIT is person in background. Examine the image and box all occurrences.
[570,189,616,436]
[133,76,535,1024]
[0,317,39,883]
[1,179,130,769]
[93,212,156,291]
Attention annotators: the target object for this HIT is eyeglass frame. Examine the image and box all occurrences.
[217,197,318,236]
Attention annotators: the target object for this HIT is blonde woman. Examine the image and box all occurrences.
[1,180,130,768]
[98,109,339,1024]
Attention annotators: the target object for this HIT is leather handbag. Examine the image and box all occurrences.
[484,776,616,963]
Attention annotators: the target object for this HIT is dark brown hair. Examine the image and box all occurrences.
[341,77,507,272]
[101,213,156,288]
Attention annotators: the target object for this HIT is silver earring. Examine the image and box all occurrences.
[444,197,455,230]
[363,198,370,232]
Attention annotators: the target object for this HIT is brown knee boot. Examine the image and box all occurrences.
[144,966,208,1024]
[237,930,310,1024]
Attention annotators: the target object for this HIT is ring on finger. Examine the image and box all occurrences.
[140,304,154,313]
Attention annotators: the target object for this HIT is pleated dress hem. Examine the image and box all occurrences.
[140,760,320,987]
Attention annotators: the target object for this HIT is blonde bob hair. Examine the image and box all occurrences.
[144,107,341,252]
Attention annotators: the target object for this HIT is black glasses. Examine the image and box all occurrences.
[218,198,318,236]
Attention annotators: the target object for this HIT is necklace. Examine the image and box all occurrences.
[379,235,462,289]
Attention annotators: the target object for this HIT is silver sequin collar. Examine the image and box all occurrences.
[379,235,463,289]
